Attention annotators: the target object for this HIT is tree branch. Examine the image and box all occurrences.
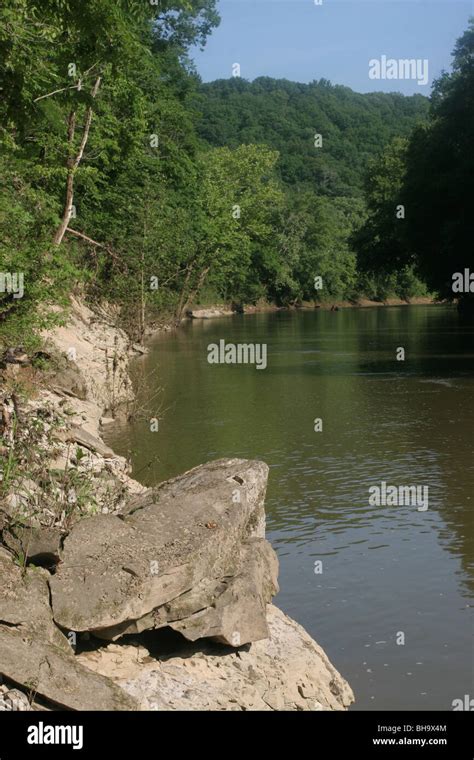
[65,227,106,248]
[65,227,127,270]
[34,64,100,102]
[34,84,80,103]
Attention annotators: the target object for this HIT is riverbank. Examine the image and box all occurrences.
[177,295,438,322]
[139,296,439,342]
[0,297,354,711]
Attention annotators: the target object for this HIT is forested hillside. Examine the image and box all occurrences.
[193,78,429,196]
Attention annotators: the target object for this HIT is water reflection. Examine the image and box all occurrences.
[108,305,474,710]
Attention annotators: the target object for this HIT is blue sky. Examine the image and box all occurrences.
[191,0,473,94]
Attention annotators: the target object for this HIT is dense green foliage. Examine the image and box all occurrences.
[193,78,429,196]
[0,1,468,351]
[354,19,474,307]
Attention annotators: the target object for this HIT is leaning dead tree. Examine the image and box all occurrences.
[52,76,101,246]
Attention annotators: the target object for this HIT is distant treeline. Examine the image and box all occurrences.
[0,2,471,350]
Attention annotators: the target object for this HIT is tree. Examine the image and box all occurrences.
[175,144,284,317]
[403,19,474,303]
[354,19,474,305]
[352,137,410,274]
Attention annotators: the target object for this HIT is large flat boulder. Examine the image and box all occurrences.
[50,459,275,644]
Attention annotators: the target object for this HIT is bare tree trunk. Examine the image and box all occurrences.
[175,262,195,322]
[139,207,149,340]
[53,76,101,246]
[52,109,76,245]
[140,256,145,339]
[184,265,211,313]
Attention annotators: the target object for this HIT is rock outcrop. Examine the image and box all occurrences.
[0,454,354,711]
[78,605,353,711]
[50,459,278,646]
[186,307,235,319]
[45,296,134,415]
[0,298,146,538]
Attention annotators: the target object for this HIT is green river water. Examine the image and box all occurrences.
[108,304,474,710]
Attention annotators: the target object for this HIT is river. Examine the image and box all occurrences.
[108,304,474,711]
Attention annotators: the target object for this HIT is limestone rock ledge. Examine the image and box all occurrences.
[78,604,354,711]
[44,295,135,416]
